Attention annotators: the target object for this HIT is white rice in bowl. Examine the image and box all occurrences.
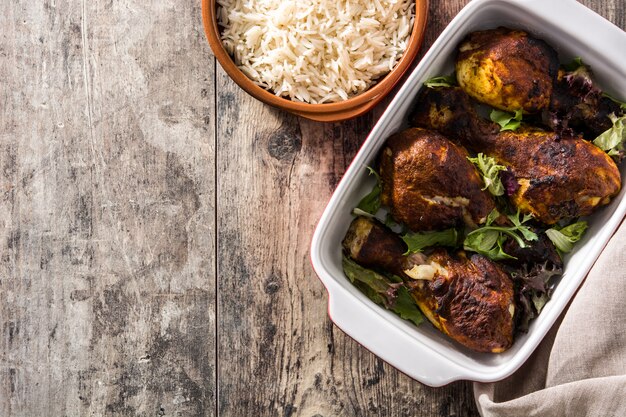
[217,0,415,104]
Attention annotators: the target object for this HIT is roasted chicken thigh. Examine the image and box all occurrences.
[411,87,621,224]
[343,216,515,353]
[455,27,624,136]
[456,27,559,114]
[379,127,495,231]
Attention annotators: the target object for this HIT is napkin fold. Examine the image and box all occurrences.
[474,219,626,417]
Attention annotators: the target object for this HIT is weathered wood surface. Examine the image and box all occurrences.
[0,0,623,416]
[0,1,215,415]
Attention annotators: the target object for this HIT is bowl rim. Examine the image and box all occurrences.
[201,0,429,119]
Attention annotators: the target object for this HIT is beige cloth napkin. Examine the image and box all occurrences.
[474,219,626,417]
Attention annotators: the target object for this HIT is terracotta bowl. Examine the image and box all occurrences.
[201,0,429,122]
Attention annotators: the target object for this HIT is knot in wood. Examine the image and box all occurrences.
[267,127,302,161]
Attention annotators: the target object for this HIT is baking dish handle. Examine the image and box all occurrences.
[324,278,474,387]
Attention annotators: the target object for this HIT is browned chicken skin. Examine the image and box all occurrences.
[483,128,620,223]
[424,250,515,353]
[411,87,622,224]
[379,127,495,231]
[343,216,515,353]
[456,27,559,114]
[456,27,624,136]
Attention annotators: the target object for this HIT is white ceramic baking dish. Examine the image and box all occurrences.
[311,0,626,387]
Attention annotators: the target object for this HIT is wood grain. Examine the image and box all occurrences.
[0,0,623,416]
[0,1,216,415]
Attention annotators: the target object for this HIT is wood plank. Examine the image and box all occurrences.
[216,1,624,416]
[0,1,216,415]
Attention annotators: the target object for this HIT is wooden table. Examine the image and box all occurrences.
[0,0,623,415]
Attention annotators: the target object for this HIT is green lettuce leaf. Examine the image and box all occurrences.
[467,153,507,196]
[401,228,459,254]
[343,256,394,302]
[393,287,425,326]
[342,256,423,326]
[490,109,523,131]
[507,211,538,242]
[463,209,538,260]
[485,208,500,226]
[423,74,457,88]
[463,228,515,261]
[593,113,626,157]
[545,221,588,254]
[355,166,381,215]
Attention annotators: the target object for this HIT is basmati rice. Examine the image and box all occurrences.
[217,0,415,104]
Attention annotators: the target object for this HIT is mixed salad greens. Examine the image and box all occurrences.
[345,57,625,335]
[348,163,589,333]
